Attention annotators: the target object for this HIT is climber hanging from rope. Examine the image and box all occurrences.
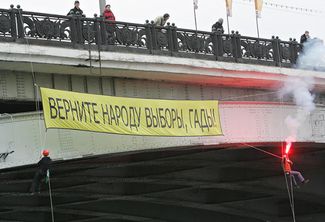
[30,149,52,194]
[282,154,309,188]
[243,141,309,222]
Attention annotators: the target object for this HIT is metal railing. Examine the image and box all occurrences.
[0,5,301,67]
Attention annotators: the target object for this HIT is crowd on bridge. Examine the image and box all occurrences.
[67,0,316,44]
[67,1,224,34]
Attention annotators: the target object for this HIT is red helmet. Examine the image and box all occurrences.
[42,149,49,156]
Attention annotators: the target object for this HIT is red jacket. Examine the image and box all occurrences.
[103,9,115,21]
[282,157,292,173]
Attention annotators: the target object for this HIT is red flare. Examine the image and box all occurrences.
[285,141,292,155]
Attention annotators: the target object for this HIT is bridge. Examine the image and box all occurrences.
[1,5,325,222]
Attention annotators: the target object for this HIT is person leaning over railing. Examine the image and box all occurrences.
[103,4,116,45]
[153,13,170,36]
[211,18,224,34]
[67,0,85,17]
[154,13,170,27]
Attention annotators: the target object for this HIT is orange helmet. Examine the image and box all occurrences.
[42,149,49,156]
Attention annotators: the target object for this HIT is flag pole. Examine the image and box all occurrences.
[193,5,198,34]
[255,13,260,38]
[254,0,262,39]
[225,0,232,35]
[99,0,106,15]
[226,14,230,34]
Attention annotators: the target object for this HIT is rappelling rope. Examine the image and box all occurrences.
[283,170,296,222]
[222,91,278,101]
[86,20,93,76]
[241,143,282,159]
[47,170,55,222]
[290,173,296,222]
[17,8,43,147]
[279,94,296,222]
[17,8,55,222]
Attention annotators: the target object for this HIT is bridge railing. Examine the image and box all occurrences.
[0,5,301,67]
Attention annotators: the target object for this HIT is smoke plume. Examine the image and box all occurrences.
[296,38,325,71]
[279,76,315,143]
[279,38,325,143]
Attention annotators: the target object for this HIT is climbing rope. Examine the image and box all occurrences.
[284,171,296,222]
[17,9,43,144]
[86,20,93,76]
[47,170,55,222]
[17,8,54,222]
[222,91,278,101]
[241,143,282,159]
[279,96,297,222]
[290,174,296,222]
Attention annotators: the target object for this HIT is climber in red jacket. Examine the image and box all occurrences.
[282,154,309,188]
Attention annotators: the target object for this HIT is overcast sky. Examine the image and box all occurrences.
[1,0,325,41]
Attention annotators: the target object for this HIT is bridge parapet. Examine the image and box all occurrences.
[0,5,300,68]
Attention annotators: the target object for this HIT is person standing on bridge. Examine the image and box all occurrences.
[103,4,116,44]
[67,1,84,16]
[282,154,309,188]
[103,4,115,22]
[300,31,310,44]
[30,150,52,194]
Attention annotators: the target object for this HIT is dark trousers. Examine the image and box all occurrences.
[286,171,305,186]
[30,170,45,193]
[105,25,116,44]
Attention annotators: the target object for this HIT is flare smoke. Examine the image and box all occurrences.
[296,38,325,71]
[279,38,325,143]
[279,76,315,144]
